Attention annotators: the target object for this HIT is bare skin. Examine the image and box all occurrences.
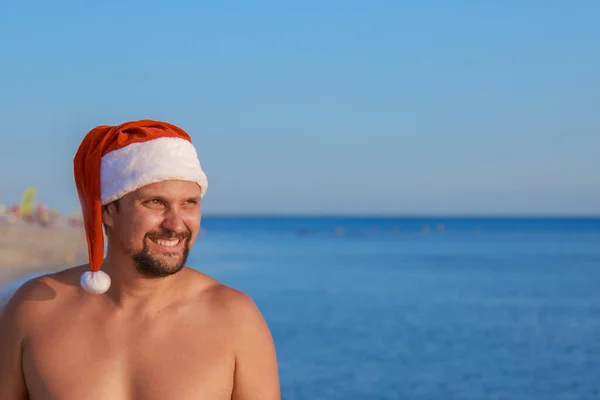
[0,180,281,399]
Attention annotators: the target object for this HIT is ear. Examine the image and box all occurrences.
[102,202,118,229]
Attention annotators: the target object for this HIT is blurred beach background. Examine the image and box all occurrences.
[1,1,600,399]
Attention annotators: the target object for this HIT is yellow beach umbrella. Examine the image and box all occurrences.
[20,187,37,217]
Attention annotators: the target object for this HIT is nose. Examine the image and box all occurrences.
[161,207,187,234]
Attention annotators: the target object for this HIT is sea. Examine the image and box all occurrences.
[2,216,600,399]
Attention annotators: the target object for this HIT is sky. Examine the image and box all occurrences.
[0,1,598,216]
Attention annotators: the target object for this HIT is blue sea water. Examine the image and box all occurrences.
[3,217,600,399]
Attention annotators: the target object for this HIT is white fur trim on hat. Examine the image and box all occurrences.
[100,137,208,205]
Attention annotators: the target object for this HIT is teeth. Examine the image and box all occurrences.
[153,238,180,247]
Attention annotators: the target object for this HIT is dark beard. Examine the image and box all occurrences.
[132,230,191,278]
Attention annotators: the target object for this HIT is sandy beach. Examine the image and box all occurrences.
[0,222,88,285]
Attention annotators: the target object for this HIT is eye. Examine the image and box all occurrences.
[144,199,164,207]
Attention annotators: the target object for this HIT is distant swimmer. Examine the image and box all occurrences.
[0,120,280,400]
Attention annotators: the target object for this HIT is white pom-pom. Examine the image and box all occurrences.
[80,271,111,294]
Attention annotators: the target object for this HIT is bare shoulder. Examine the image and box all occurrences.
[0,265,88,330]
[0,272,72,400]
[182,269,280,399]
[182,268,266,326]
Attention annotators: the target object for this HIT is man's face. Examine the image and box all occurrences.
[103,180,202,278]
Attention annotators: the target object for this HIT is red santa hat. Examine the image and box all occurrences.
[73,119,208,294]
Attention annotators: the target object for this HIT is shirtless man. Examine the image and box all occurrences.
[0,120,280,399]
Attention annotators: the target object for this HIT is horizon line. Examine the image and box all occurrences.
[199,212,600,219]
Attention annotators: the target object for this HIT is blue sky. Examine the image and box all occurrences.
[0,1,598,215]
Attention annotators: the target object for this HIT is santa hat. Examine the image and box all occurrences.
[73,119,208,294]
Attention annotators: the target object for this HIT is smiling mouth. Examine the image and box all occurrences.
[149,237,182,247]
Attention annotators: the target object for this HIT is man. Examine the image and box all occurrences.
[0,120,281,399]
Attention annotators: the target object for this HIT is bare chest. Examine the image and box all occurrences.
[22,315,235,400]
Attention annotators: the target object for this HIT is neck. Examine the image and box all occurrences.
[101,250,179,311]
